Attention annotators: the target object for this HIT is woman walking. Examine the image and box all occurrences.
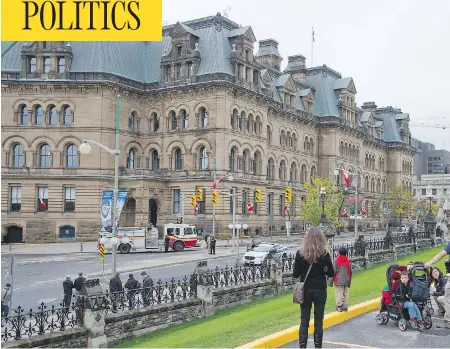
[293,228,334,348]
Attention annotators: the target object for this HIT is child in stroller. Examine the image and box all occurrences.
[376,263,433,331]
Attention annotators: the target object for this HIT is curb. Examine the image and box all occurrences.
[236,298,380,348]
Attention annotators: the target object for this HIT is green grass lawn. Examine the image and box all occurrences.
[114,246,447,348]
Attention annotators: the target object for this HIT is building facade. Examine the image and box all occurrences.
[413,174,450,204]
[1,14,416,243]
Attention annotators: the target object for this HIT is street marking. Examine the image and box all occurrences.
[317,340,379,349]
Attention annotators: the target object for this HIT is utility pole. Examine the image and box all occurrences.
[181,192,185,223]
[112,95,120,275]
[354,149,359,238]
[212,158,216,237]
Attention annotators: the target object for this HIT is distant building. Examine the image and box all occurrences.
[413,174,450,205]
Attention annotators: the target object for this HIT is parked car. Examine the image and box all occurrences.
[243,243,288,265]
[397,225,408,233]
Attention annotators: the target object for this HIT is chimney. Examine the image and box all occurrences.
[361,101,377,113]
[256,39,283,71]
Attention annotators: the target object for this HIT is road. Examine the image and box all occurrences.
[1,233,384,313]
[281,311,449,348]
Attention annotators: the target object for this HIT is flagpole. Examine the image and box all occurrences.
[354,149,359,238]
[311,27,314,67]
[212,157,216,237]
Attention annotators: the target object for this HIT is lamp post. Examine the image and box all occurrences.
[318,186,335,251]
[334,168,359,238]
[424,186,436,235]
[79,94,121,275]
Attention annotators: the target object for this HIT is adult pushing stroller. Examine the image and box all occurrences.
[376,263,433,331]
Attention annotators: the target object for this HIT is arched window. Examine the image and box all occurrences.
[279,160,286,180]
[12,143,24,168]
[201,108,208,128]
[39,144,51,168]
[181,110,188,129]
[238,114,243,131]
[377,179,381,193]
[174,148,182,170]
[267,126,272,144]
[253,151,261,174]
[310,166,317,180]
[66,144,78,168]
[152,113,159,132]
[304,137,308,151]
[199,146,208,170]
[128,149,135,170]
[20,105,29,125]
[229,147,236,171]
[246,117,250,133]
[151,150,159,170]
[231,109,237,129]
[63,106,72,125]
[242,150,249,172]
[35,106,44,125]
[171,111,177,130]
[267,159,274,180]
[301,164,307,183]
[290,163,297,183]
[48,106,57,125]
[128,112,135,130]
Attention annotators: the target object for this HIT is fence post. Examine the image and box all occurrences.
[195,261,215,317]
[269,259,283,295]
[9,243,12,251]
[82,279,107,348]
[80,242,83,252]
[392,244,398,261]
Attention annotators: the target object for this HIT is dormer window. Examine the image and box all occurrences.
[245,49,250,61]
[43,57,51,73]
[177,46,182,57]
[28,56,37,73]
[57,57,66,73]
[164,65,171,82]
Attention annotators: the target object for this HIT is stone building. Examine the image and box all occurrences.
[1,14,415,243]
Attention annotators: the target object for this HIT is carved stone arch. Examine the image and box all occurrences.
[12,99,31,112]
[278,154,289,165]
[166,141,187,155]
[164,105,178,116]
[190,138,213,154]
[127,107,143,118]
[266,152,278,163]
[240,110,247,119]
[194,101,210,114]
[144,143,162,155]
[309,161,318,170]
[56,136,83,151]
[58,100,76,112]
[147,108,161,119]
[253,144,265,158]
[240,143,253,156]
[255,112,264,122]
[288,158,299,168]
[29,99,46,110]
[176,104,191,115]
[31,136,56,150]
[299,159,310,168]
[230,104,240,114]
[2,136,31,150]
[124,141,144,155]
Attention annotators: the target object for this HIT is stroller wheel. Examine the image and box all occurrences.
[376,314,384,325]
[399,318,407,331]
[382,313,389,324]
[423,316,432,330]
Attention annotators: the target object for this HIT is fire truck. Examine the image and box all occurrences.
[99,224,199,254]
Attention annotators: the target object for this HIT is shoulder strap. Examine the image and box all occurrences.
[304,264,313,282]
[3,290,9,300]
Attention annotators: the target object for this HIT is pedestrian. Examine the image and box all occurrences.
[204,235,209,250]
[425,240,450,329]
[62,276,74,309]
[124,273,140,309]
[164,233,170,253]
[141,271,154,306]
[1,283,12,318]
[109,272,123,313]
[331,247,352,312]
[251,239,256,250]
[210,236,216,255]
[73,272,85,294]
[293,227,334,348]
[429,267,447,315]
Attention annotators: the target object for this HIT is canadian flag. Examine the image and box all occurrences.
[40,199,47,209]
[343,171,350,187]
[342,209,348,217]
[194,201,199,213]
[361,208,367,216]
[247,200,254,213]
[212,176,226,190]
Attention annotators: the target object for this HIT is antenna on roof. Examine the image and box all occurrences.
[223,7,231,18]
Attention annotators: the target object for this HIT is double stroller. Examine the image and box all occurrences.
[376,262,434,331]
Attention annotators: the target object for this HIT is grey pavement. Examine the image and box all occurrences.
[0,232,385,314]
[281,311,450,348]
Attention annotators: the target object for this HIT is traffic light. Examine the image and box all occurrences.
[212,191,219,205]
[255,188,262,203]
[285,187,292,203]
[197,188,204,201]
[191,195,197,207]
[176,217,183,224]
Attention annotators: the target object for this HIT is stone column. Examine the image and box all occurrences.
[269,259,283,295]
[194,261,215,317]
[81,279,107,348]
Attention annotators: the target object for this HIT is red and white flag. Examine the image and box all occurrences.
[343,171,350,187]
[212,176,226,190]
[40,199,47,209]
[312,27,315,42]
[361,208,367,216]
[247,200,254,213]
[342,209,348,217]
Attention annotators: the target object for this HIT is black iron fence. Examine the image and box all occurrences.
[210,264,270,288]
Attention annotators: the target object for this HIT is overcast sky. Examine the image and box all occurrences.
[163,0,450,150]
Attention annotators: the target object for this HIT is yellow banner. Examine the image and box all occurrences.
[2,0,162,41]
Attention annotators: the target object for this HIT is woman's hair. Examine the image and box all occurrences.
[301,227,329,263]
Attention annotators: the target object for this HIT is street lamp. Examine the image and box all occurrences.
[424,186,436,235]
[319,187,327,224]
[80,94,121,275]
[318,187,335,250]
[334,168,359,238]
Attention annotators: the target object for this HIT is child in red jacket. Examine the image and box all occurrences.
[332,247,353,312]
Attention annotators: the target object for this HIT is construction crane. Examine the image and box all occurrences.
[409,123,449,130]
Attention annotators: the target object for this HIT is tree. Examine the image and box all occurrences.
[386,185,413,225]
[371,197,384,221]
[414,199,440,216]
[300,176,344,229]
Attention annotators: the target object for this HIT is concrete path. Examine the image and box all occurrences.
[281,311,449,348]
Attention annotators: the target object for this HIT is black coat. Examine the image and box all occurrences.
[430,269,448,297]
[164,235,170,246]
[73,277,85,292]
[143,276,154,288]
[109,277,123,292]
[293,251,334,290]
[63,280,74,295]
[394,281,411,302]
[125,277,140,290]
[210,238,216,247]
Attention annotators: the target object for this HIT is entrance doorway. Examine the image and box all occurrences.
[149,199,158,226]
[59,225,76,239]
[4,226,23,243]
[123,198,136,227]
